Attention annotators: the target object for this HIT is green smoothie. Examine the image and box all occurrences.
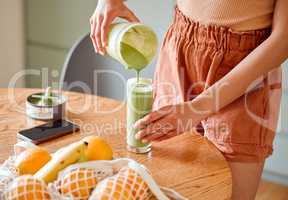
[107,23,158,73]
[120,42,148,71]
[127,78,153,152]
[105,22,157,153]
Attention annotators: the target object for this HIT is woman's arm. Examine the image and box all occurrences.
[190,0,288,116]
[135,0,288,142]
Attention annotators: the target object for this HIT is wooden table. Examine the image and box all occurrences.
[0,88,232,199]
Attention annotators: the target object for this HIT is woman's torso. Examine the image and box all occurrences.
[177,0,276,31]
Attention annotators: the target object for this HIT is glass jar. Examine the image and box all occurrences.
[126,78,153,153]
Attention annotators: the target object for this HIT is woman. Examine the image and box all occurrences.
[90,0,288,199]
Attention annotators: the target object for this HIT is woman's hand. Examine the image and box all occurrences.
[134,103,202,143]
[90,0,140,55]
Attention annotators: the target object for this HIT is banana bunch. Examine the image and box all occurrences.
[34,141,87,183]
[34,136,113,183]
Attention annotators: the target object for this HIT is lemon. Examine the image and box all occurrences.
[82,136,113,161]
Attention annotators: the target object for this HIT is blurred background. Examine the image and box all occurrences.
[0,0,287,198]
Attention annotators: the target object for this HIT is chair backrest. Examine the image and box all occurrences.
[60,33,156,100]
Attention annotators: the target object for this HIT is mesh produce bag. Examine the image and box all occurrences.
[0,141,39,198]
[89,167,152,200]
[1,141,188,200]
[55,168,100,200]
[54,158,187,200]
[2,175,54,200]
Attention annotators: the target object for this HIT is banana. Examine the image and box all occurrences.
[34,141,87,183]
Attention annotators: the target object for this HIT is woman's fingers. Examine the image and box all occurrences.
[90,17,98,53]
[141,132,167,143]
[134,113,157,130]
[90,0,140,55]
[101,14,114,53]
[122,7,140,23]
[99,8,138,54]
[135,117,176,140]
[153,131,177,142]
[134,106,172,129]
[95,15,104,55]
[135,122,174,140]
[142,129,177,143]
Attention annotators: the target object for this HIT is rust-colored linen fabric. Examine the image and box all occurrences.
[153,7,282,162]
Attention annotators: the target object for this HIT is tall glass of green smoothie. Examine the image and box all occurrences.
[127,78,153,153]
[105,22,157,153]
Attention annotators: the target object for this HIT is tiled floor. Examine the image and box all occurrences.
[256,180,288,200]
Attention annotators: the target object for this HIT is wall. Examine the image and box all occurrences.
[25,0,97,88]
[263,61,288,186]
[25,0,175,88]
[0,0,25,87]
[125,0,175,78]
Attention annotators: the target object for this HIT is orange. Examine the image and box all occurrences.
[56,168,98,200]
[90,167,151,200]
[3,175,52,200]
[82,136,113,161]
[15,148,51,175]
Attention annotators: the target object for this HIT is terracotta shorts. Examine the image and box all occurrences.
[153,7,282,162]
